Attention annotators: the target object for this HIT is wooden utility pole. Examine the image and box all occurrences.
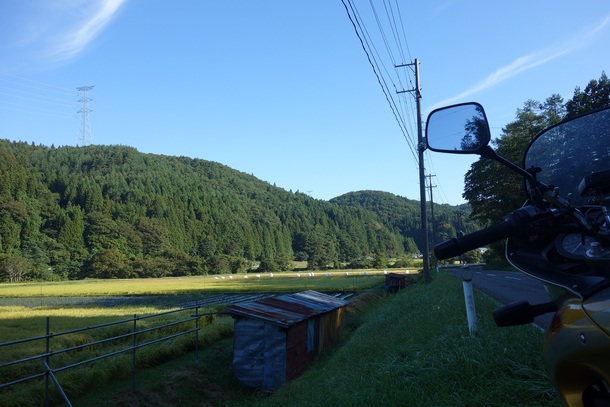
[427,173,437,270]
[396,59,430,283]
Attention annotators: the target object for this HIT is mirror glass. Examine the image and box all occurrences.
[425,103,491,154]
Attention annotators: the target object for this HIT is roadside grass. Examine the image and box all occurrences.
[70,272,560,407]
[254,272,559,407]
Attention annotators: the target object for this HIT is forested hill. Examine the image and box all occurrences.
[331,190,478,249]
[0,140,468,282]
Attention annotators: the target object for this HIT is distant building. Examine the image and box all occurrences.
[227,290,349,391]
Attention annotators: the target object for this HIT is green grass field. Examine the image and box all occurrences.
[0,269,402,298]
[0,269,417,407]
[0,269,399,343]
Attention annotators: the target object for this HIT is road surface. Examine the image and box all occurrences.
[450,267,554,328]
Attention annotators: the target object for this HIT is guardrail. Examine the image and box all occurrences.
[0,305,227,407]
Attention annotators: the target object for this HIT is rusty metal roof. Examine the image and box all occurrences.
[226,290,349,328]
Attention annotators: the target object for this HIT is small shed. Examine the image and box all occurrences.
[385,272,407,292]
[227,290,349,391]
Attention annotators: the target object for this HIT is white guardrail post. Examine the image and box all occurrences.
[461,267,477,335]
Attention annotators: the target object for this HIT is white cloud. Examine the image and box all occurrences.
[46,0,127,61]
[429,14,610,112]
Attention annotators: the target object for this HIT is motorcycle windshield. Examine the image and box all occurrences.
[524,107,610,206]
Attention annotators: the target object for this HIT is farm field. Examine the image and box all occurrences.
[0,269,409,342]
[0,269,408,298]
[0,269,419,406]
[0,269,414,346]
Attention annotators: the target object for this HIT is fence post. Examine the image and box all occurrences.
[45,316,50,407]
[42,361,73,407]
[132,314,137,391]
[195,307,200,365]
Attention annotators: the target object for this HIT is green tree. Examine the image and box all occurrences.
[0,200,27,254]
[461,249,483,264]
[57,204,85,254]
[275,252,293,271]
[463,97,564,225]
[372,251,388,268]
[230,256,247,274]
[306,227,338,270]
[132,256,172,278]
[137,217,169,255]
[0,254,34,282]
[208,254,232,275]
[565,72,610,118]
[258,256,279,273]
[88,248,129,279]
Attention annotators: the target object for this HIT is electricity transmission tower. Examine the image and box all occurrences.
[77,85,94,146]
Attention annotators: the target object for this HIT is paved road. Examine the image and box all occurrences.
[450,267,554,328]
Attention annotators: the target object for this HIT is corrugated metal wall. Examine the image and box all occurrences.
[230,291,348,390]
[232,317,288,389]
[318,307,345,354]
[286,320,313,381]
[263,322,287,390]
[232,317,268,388]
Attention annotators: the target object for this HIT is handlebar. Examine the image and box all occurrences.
[435,221,516,259]
[434,206,545,260]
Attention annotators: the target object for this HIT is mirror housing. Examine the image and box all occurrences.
[425,102,491,154]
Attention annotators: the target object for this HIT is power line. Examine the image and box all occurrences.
[0,87,75,107]
[0,73,74,92]
[0,74,76,118]
[0,99,74,118]
[341,0,419,166]
[361,0,419,166]
[425,152,451,204]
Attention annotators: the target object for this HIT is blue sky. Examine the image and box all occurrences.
[1,1,609,205]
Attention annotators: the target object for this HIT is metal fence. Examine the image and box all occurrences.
[0,305,227,407]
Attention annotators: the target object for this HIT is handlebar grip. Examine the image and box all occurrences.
[434,220,516,260]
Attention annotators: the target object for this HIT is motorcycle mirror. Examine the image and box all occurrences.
[425,102,491,154]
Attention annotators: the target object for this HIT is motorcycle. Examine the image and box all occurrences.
[425,102,610,407]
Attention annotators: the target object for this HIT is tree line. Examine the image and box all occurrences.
[0,140,472,282]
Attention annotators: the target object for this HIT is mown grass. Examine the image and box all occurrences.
[71,272,560,407]
[253,273,559,407]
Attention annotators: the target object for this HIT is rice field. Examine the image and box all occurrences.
[0,269,420,406]
[0,269,411,298]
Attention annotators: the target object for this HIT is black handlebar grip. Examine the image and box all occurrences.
[434,220,516,260]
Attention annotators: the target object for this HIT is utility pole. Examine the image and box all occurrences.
[427,174,437,270]
[396,59,430,283]
[456,211,464,264]
[77,85,94,146]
